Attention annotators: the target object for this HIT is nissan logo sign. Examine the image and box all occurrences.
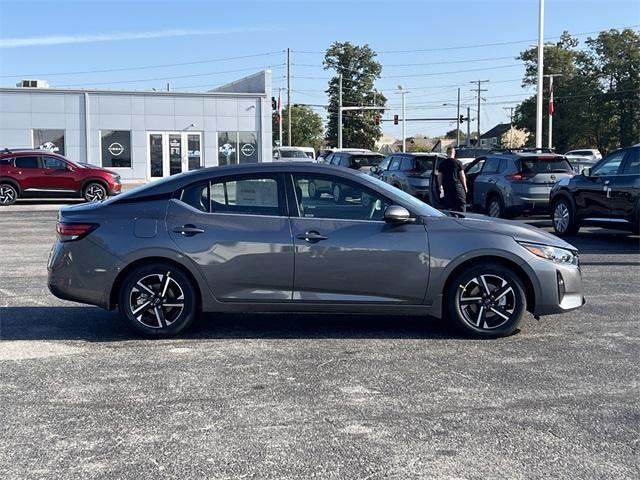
[108,142,124,156]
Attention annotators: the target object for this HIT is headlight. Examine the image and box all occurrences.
[519,242,578,265]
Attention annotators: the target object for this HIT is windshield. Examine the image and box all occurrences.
[520,156,572,174]
[280,150,307,158]
[364,174,445,217]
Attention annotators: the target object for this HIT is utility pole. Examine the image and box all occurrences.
[338,73,343,148]
[470,80,488,146]
[536,0,545,149]
[287,47,291,146]
[456,88,461,147]
[544,74,562,150]
[278,88,283,149]
[466,106,471,146]
[504,106,515,148]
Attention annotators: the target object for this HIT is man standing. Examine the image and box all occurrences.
[437,146,468,212]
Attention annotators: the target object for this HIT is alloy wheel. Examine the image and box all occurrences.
[458,274,517,330]
[0,185,17,205]
[129,273,185,329]
[308,181,317,198]
[553,202,570,233]
[488,199,501,218]
[85,184,106,202]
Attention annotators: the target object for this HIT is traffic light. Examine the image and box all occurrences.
[393,114,399,125]
[374,115,380,126]
[271,97,277,110]
[459,114,465,124]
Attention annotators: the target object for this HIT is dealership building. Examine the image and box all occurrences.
[0,71,273,181]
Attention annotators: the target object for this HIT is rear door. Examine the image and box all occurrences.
[609,148,640,219]
[11,155,44,190]
[167,173,294,301]
[577,150,627,217]
[288,172,429,303]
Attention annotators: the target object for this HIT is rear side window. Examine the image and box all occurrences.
[389,157,402,171]
[623,149,639,175]
[482,157,501,174]
[520,156,572,174]
[414,157,435,172]
[14,156,39,168]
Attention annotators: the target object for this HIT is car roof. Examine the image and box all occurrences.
[0,148,65,157]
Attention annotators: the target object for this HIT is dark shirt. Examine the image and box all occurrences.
[438,157,464,189]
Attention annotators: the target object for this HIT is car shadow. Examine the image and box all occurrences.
[0,306,465,342]
[15,198,84,206]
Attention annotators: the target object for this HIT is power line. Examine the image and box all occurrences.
[0,50,286,78]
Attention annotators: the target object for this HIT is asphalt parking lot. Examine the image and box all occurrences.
[1,206,639,480]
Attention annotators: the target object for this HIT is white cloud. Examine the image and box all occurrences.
[0,27,275,48]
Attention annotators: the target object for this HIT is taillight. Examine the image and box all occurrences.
[506,172,536,181]
[56,222,98,242]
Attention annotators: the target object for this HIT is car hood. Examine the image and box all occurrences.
[450,212,577,251]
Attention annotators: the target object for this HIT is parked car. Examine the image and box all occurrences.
[48,162,584,339]
[371,152,445,205]
[296,147,316,161]
[567,157,598,175]
[308,151,384,202]
[273,147,313,162]
[0,148,122,205]
[550,144,640,235]
[464,152,574,218]
[564,149,602,161]
[455,147,492,166]
[317,148,371,163]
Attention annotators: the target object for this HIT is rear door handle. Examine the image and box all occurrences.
[296,231,328,243]
[172,224,204,236]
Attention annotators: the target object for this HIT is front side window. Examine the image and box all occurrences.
[101,130,132,168]
[591,151,626,176]
[33,129,65,155]
[14,156,39,168]
[378,156,392,171]
[42,156,67,169]
[292,174,391,222]
[466,158,486,175]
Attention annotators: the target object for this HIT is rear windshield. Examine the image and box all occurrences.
[280,150,307,158]
[519,156,572,174]
[352,155,384,167]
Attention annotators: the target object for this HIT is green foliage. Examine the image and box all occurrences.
[515,28,640,153]
[444,128,464,139]
[324,42,387,150]
[272,104,324,150]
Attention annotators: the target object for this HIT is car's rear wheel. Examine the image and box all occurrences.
[308,180,320,199]
[445,263,526,338]
[118,263,197,338]
[487,195,505,218]
[0,184,18,206]
[552,197,580,236]
[84,182,107,202]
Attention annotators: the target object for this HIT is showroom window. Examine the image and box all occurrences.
[218,131,259,165]
[101,130,132,168]
[238,131,258,163]
[33,129,65,155]
[218,131,237,166]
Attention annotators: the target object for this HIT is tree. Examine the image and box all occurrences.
[324,42,386,149]
[444,128,464,139]
[500,128,530,149]
[272,104,324,150]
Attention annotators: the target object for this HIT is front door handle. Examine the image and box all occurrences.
[296,231,328,243]
[172,224,204,236]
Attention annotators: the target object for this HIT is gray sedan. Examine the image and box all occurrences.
[48,163,584,339]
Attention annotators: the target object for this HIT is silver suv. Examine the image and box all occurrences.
[465,152,574,218]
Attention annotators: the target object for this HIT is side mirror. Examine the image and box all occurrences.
[582,167,591,177]
[384,205,413,224]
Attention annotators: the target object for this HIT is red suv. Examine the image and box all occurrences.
[0,149,121,205]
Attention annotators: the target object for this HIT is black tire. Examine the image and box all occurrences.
[551,197,580,236]
[83,182,107,202]
[332,183,343,204]
[118,262,198,338]
[486,194,505,218]
[0,183,18,206]
[445,262,527,338]
[308,180,320,199]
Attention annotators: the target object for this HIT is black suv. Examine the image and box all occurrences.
[549,144,640,235]
[370,153,445,205]
[309,152,384,202]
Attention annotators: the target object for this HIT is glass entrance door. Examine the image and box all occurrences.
[148,132,202,178]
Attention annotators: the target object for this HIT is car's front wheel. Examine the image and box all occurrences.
[83,182,107,202]
[487,195,505,218]
[552,197,580,236]
[445,263,527,338]
[0,183,18,206]
[118,263,198,338]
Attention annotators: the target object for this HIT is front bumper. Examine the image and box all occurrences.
[108,182,122,196]
[529,256,584,316]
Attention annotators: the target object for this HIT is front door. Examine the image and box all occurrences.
[167,173,294,301]
[148,132,202,179]
[577,149,627,218]
[40,155,77,192]
[288,173,429,304]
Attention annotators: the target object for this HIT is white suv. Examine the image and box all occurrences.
[564,149,602,161]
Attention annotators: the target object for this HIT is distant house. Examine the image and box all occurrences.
[390,135,434,152]
[431,138,457,153]
[479,123,511,148]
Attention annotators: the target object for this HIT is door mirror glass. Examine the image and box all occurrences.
[384,205,412,224]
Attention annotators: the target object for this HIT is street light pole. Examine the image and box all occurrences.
[535,0,545,149]
[467,106,471,146]
[338,73,343,148]
[401,89,406,152]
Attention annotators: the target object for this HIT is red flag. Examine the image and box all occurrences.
[549,84,555,116]
[275,93,282,124]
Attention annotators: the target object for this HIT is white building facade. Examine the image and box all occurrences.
[0,71,272,181]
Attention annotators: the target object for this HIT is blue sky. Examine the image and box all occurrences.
[1,0,638,139]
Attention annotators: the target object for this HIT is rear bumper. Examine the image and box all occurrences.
[507,196,550,215]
